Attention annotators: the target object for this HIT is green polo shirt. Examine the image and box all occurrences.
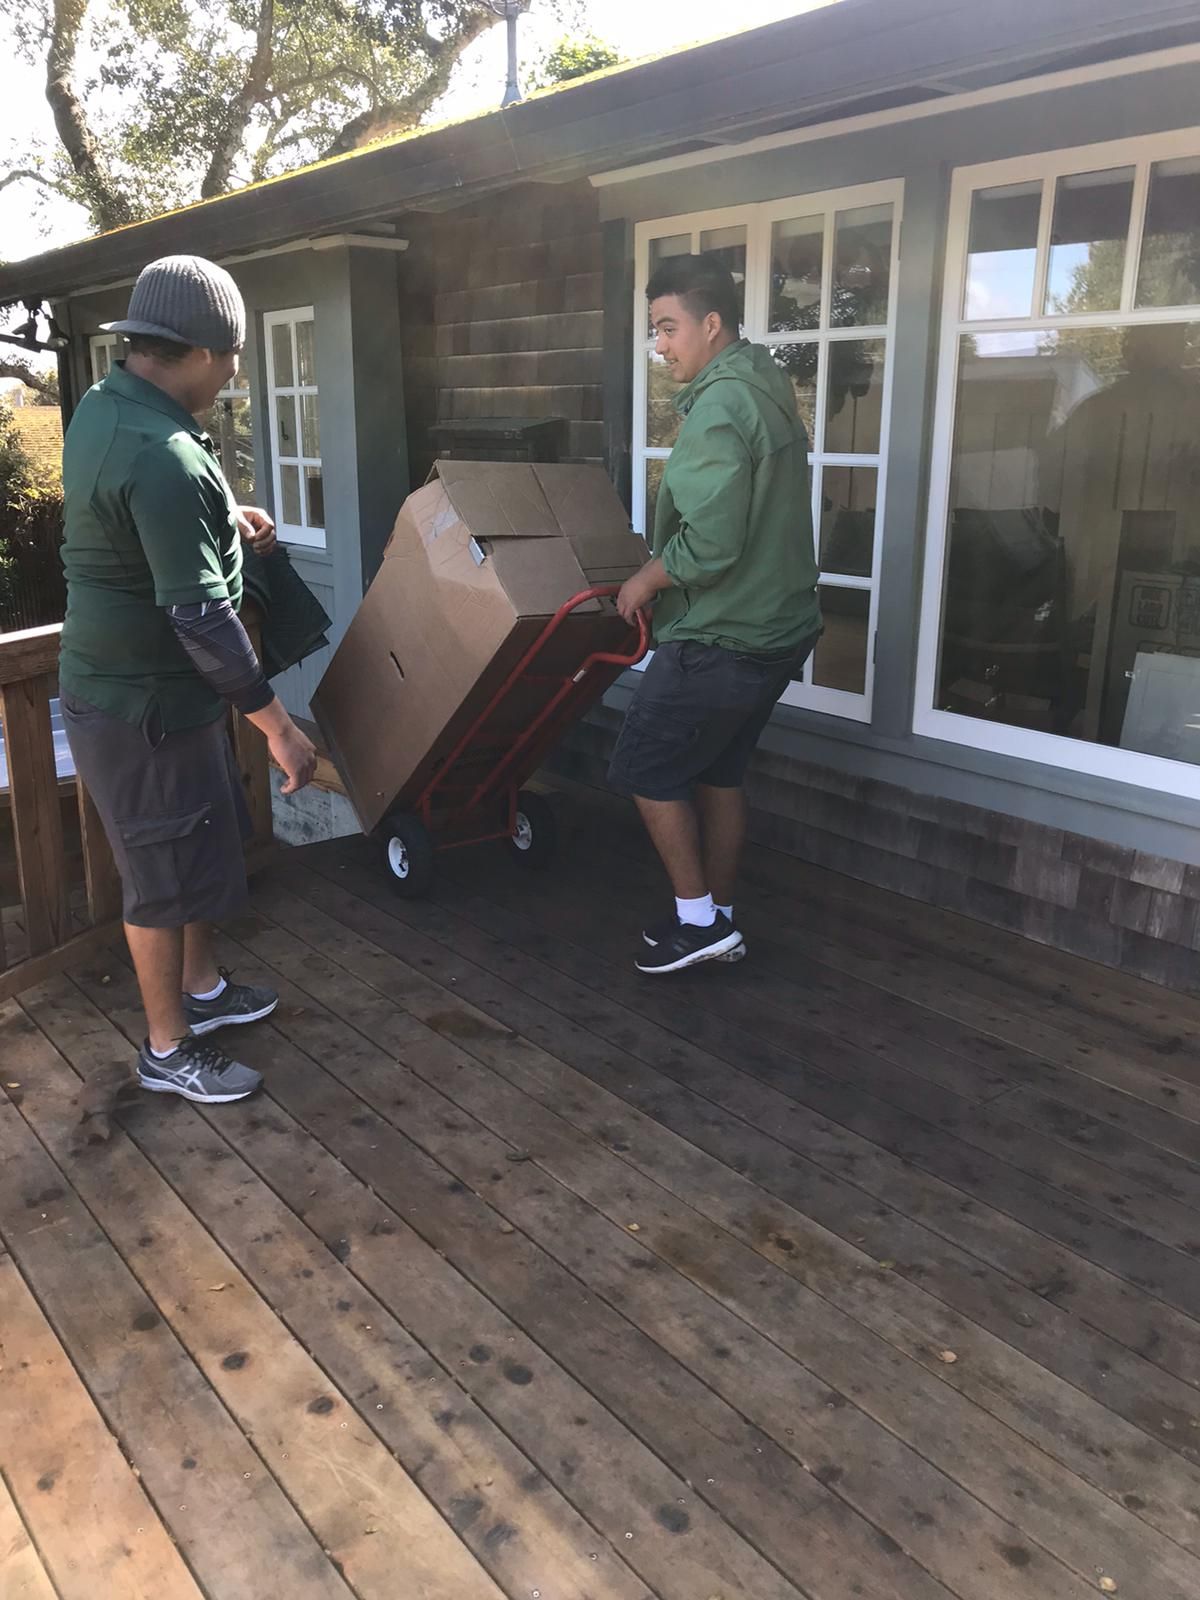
[59,362,244,733]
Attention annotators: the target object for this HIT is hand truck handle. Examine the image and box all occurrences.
[566,583,651,667]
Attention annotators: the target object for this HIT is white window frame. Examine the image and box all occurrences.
[914,127,1200,800]
[89,332,125,383]
[633,179,904,723]
[264,306,325,549]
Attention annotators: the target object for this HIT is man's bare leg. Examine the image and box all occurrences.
[124,923,189,1054]
[182,921,221,998]
[634,796,708,899]
[697,784,747,910]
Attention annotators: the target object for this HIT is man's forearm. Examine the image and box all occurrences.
[638,558,673,596]
[244,695,294,738]
[167,600,272,714]
[617,556,674,622]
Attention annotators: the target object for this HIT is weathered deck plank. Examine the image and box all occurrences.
[2,801,1199,1600]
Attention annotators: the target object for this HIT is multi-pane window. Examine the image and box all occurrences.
[917,135,1200,797]
[199,353,256,504]
[634,182,902,720]
[89,332,125,383]
[264,307,325,548]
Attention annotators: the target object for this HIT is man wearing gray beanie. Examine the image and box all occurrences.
[60,254,317,1108]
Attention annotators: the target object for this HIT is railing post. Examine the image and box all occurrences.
[230,604,274,850]
[1,617,276,998]
[0,670,69,955]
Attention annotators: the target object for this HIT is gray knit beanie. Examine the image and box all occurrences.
[103,255,245,351]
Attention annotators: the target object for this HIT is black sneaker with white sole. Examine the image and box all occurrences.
[183,967,278,1035]
[635,914,745,974]
[643,913,746,963]
[137,1036,263,1103]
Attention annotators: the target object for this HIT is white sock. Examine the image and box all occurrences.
[716,903,734,923]
[149,1041,178,1061]
[676,894,716,928]
[189,976,227,1002]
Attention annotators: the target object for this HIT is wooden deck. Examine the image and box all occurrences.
[3,781,1200,1600]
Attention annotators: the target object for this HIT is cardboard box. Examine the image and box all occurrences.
[312,460,647,834]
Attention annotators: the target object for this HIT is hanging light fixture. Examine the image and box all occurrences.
[0,298,69,352]
[11,304,39,343]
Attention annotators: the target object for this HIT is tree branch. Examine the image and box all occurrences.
[201,0,275,199]
[270,65,384,105]
[320,10,494,157]
[45,0,135,230]
[0,357,59,402]
[0,167,71,200]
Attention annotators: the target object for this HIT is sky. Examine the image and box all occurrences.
[0,0,830,264]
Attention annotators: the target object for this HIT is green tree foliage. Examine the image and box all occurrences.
[1046,233,1200,380]
[0,398,65,628]
[0,0,508,233]
[531,33,621,89]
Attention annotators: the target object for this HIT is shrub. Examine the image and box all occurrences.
[0,404,66,632]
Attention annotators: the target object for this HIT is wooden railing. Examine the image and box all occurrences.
[0,619,274,1002]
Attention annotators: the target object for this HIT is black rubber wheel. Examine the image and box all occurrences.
[507,789,557,871]
[378,811,435,897]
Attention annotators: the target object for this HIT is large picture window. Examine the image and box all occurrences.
[634,180,902,721]
[916,133,1200,797]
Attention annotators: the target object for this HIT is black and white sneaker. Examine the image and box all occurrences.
[643,914,746,963]
[137,1036,263,1103]
[635,914,744,975]
[183,967,278,1035]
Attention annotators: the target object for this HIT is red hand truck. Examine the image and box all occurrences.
[378,584,649,896]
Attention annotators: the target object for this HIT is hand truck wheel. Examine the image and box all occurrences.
[508,789,557,871]
[379,810,435,897]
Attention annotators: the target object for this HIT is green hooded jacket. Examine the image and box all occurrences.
[652,338,820,654]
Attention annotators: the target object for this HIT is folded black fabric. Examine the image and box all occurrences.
[240,544,331,680]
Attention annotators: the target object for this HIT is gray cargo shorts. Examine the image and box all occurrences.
[607,634,819,802]
[61,691,252,929]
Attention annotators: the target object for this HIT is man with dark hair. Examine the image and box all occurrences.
[610,252,821,973]
[60,254,317,1103]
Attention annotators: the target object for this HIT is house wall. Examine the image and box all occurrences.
[398,181,604,485]
[57,242,407,718]
[586,56,1200,990]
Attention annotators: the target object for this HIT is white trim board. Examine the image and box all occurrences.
[63,234,410,303]
[590,43,1200,189]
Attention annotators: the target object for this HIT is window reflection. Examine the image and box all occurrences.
[1137,157,1200,309]
[647,351,682,447]
[644,457,666,537]
[768,347,817,441]
[965,181,1041,321]
[834,204,892,326]
[939,323,1200,760]
[1045,167,1134,315]
[769,215,823,332]
[826,340,885,454]
[813,587,869,694]
[820,466,877,577]
[700,225,747,324]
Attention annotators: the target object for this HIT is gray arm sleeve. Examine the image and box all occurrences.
[167,599,274,715]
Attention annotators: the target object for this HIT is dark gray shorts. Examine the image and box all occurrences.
[61,692,251,929]
[607,634,819,802]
